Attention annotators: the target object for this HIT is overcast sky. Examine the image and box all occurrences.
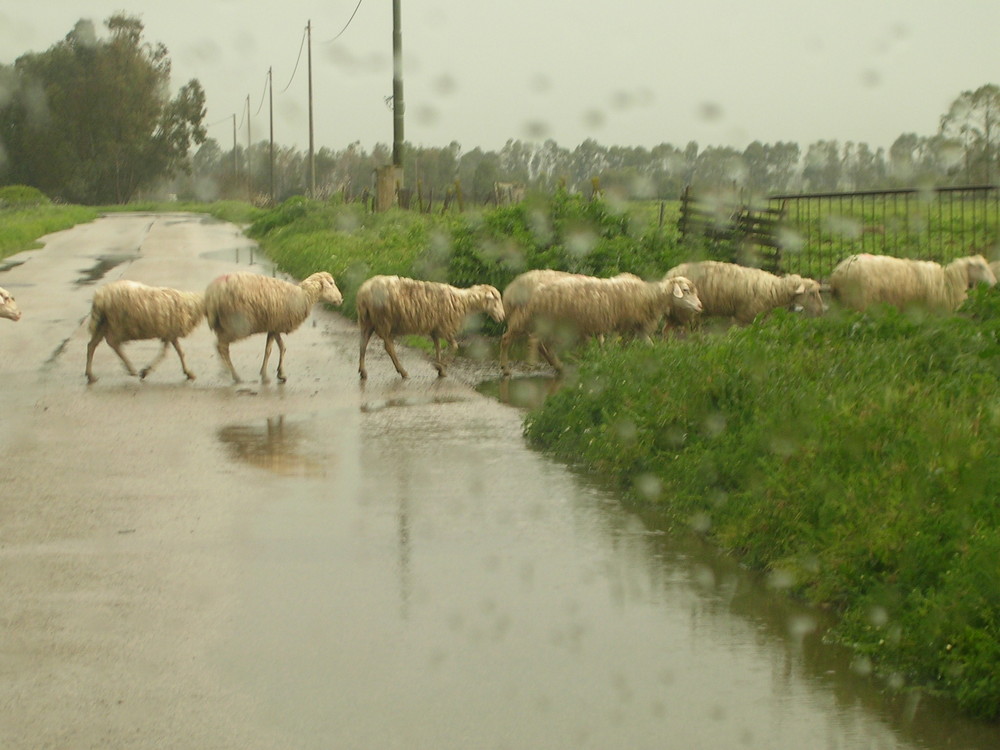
[2,1,998,156]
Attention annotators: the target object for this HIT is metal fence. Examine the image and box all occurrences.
[679,185,1000,279]
[768,185,1000,278]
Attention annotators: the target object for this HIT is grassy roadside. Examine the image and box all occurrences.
[0,204,100,261]
[523,294,1000,720]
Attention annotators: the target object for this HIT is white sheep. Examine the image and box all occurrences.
[205,271,343,384]
[502,269,589,318]
[664,260,826,325]
[499,273,702,375]
[85,280,205,384]
[828,253,996,313]
[0,286,21,322]
[357,275,505,379]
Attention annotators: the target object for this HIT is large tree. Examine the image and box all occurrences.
[939,83,1000,185]
[0,15,205,203]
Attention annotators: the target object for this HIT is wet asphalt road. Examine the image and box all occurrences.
[2,213,998,750]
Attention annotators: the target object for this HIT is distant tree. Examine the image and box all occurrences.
[801,140,842,192]
[0,14,205,203]
[939,83,1000,184]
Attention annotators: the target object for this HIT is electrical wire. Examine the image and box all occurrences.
[324,0,366,44]
[253,70,270,116]
[281,24,308,93]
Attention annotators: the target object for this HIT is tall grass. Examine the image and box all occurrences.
[523,289,1000,719]
[0,205,100,261]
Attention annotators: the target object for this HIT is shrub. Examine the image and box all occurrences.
[0,185,50,208]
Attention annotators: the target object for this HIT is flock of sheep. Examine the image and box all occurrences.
[1,251,996,384]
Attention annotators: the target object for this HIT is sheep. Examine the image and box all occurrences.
[502,269,589,318]
[357,275,505,379]
[663,260,826,325]
[499,273,702,375]
[989,259,1000,281]
[828,253,996,313]
[205,271,343,384]
[0,286,20,322]
[85,280,205,384]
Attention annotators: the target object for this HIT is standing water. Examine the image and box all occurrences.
[216,370,1000,750]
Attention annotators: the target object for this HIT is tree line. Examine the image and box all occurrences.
[1,14,998,206]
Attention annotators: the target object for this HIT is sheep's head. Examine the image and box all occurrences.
[962,255,997,288]
[309,271,344,306]
[663,276,702,322]
[787,276,827,316]
[473,285,505,322]
[0,287,20,322]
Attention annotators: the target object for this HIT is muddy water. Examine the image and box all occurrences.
[217,374,999,749]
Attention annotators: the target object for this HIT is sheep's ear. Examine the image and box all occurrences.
[672,284,684,298]
[795,283,806,294]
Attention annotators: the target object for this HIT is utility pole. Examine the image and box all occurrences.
[268,67,275,204]
[232,114,238,187]
[245,94,253,201]
[392,0,404,171]
[307,20,316,198]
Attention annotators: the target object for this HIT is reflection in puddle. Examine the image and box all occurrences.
[479,375,564,409]
[201,245,275,273]
[217,415,328,477]
[76,254,138,285]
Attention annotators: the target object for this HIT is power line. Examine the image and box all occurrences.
[324,0,366,44]
[253,70,269,116]
[281,24,308,93]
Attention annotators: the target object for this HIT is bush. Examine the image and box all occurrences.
[0,185,50,208]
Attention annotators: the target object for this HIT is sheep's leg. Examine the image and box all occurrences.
[85,331,104,384]
[171,339,196,381]
[537,340,564,374]
[431,334,446,377]
[499,329,516,376]
[139,340,170,380]
[216,339,242,384]
[259,333,275,384]
[106,338,139,378]
[359,327,373,379]
[274,333,288,383]
[382,335,408,379]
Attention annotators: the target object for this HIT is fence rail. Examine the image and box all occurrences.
[679,185,1000,279]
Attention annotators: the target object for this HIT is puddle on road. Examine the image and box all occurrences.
[478,375,565,409]
[0,258,26,274]
[201,245,275,274]
[76,254,138,285]
[217,415,330,478]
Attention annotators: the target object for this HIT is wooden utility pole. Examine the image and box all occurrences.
[376,0,405,211]
[268,67,275,204]
[307,20,316,198]
[232,114,238,185]
[245,94,252,201]
[392,0,404,170]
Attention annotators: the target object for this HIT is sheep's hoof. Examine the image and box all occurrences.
[86,374,97,385]
[185,372,196,381]
[139,369,150,380]
[359,370,368,380]
[277,374,287,384]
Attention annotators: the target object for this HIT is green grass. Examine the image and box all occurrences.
[522,289,1000,719]
[0,204,100,261]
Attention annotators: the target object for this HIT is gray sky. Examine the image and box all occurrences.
[2,1,998,155]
